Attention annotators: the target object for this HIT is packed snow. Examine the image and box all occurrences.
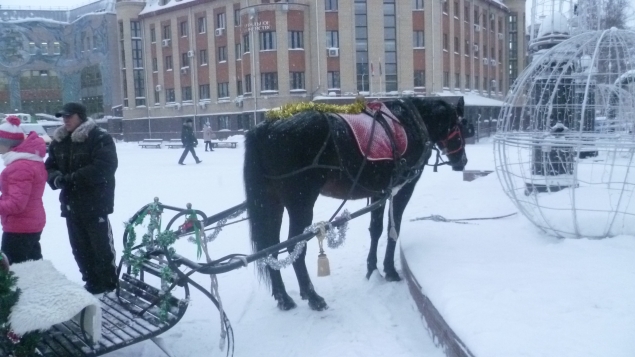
[8,135,633,356]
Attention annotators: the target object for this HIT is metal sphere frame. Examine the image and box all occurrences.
[495,28,635,238]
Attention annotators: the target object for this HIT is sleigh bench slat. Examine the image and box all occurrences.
[211,141,237,148]
[35,272,188,357]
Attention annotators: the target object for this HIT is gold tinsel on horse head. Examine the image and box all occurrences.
[266,99,367,120]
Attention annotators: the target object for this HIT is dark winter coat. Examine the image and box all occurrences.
[45,119,118,217]
[181,123,198,147]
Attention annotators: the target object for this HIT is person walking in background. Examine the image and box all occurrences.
[179,118,202,165]
[203,122,215,152]
[0,116,47,265]
[45,102,119,295]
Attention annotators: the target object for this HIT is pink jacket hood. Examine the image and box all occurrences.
[11,132,47,158]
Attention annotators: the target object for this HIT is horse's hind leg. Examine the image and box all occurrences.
[267,201,297,310]
[383,179,418,281]
[367,196,386,279]
[284,180,328,311]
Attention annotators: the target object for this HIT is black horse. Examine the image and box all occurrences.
[244,97,470,311]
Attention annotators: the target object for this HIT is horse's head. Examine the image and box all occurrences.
[411,97,473,171]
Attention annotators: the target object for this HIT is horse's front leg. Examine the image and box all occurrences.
[384,179,419,281]
[367,196,385,279]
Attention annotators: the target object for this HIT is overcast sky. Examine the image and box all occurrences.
[0,0,631,28]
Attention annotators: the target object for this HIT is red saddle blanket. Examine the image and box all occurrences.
[338,102,408,161]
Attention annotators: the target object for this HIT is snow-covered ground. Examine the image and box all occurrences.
[19,136,635,356]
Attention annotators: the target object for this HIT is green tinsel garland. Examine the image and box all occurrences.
[123,200,203,322]
[0,256,41,357]
[266,99,367,120]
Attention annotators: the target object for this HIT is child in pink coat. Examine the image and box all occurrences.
[0,116,47,264]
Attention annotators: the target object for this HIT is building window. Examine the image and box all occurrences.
[217,82,229,98]
[260,72,278,91]
[443,34,448,50]
[413,0,423,10]
[131,21,141,38]
[474,41,479,54]
[234,9,241,26]
[197,17,206,34]
[443,71,449,87]
[482,14,487,29]
[289,31,304,49]
[218,46,227,62]
[454,36,459,53]
[200,84,210,99]
[165,56,173,70]
[237,80,243,95]
[216,12,226,29]
[29,42,36,55]
[134,69,145,106]
[474,10,479,24]
[475,75,479,90]
[182,86,192,101]
[152,57,158,72]
[327,71,340,89]
[166,88,175,103]
[465,75,470,89]
[163,25,171,40]
[180,21,188,37]
[119,21,124,41]
[122,70,128,107]
[290,72,305,90]
[132,39,143,68]
[218,116,230,130]
[465,6,470,22]
[150,26,156,42]
[455,73,460,88]
[154,91,160,105]
[243,34,250,53]
[199,49,208,65]
[509,13,518,86]
[383,0,397,92]
[355,0,369,92]
[499,48,502,62]
[235,43,242,59]
[414,70,425,87]
[259,31,276,50]
[454,1,459,17]
[483,77,487,92]
[245,74,252,93]
[41,42,49,54]
[465,40,470,55]
[326,30,339,48]
[181,52,190,67]
[499,17,503,33]
[442,1,448,13]
[325,0,338,11]
[53,42,61,55]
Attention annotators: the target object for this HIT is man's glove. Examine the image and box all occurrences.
[54,174,72,189]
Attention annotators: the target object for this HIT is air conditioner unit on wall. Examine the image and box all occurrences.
[482,58,489,65]
[162,39,170,47]
[187,50,194,58]
[180,67,188,74]
[215,28,224,36]
[490,59,497,66]
[498,33,504,40]
[327,47,339,57]
[155,85,162,92]
[473,44,479,52]
[474,24,481,32]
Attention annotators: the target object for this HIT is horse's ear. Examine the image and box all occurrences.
[456,97,465,118]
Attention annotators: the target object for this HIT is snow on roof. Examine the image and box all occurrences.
[140,0,199,16]
[537,13,570,38]
[436,91,505,107]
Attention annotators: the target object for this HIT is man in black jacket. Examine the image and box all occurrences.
[45,102,119,295]
[178,118,201,165]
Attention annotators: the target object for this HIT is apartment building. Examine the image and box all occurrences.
[0,0,122,118]
[117,0,526,140]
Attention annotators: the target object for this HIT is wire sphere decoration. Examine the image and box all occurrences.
[494,28,635,238]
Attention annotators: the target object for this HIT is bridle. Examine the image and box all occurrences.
[437,116,466,156]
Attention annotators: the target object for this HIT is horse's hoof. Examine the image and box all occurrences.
[366,267,377,280]
[384,269,402,282]
[308,297,328,311]
[275,294,297,311]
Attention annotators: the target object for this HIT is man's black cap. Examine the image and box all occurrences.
[55,102,87,120]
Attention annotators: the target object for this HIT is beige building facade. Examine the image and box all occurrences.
[116,0,526,140]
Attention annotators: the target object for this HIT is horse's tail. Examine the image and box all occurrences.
[244,125,276,286]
